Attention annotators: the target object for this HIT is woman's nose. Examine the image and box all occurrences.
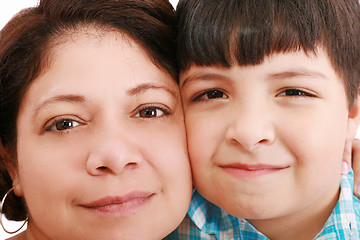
[86,130,143,176]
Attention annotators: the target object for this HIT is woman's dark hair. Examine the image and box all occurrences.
[0,0,177,221]
[176,0,360,106]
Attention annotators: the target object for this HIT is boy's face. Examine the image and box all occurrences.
[180,49,360,221]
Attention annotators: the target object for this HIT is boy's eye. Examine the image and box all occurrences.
[192,89,228,101]
[135,107,169,118]
[278,89,316,97]
[45,118,81,132]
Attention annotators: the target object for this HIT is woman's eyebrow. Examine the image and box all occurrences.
[127,83,178,98]
[33,94,85,114]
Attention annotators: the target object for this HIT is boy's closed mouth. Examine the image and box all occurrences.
[219,163,290,178]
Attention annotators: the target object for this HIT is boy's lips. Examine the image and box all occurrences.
[219,163,290,178]
[80,191,154,215]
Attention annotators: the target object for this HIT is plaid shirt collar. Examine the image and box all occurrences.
[315,171,359,239]
[188,190,268,239]
[187,171,359,240]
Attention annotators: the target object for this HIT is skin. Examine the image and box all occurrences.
[11,29,192,240]
[352,138,360,196]
[180,48,360,240]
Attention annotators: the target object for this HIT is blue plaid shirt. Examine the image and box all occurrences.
[166,171,359,239]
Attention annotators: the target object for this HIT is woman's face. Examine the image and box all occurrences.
[14,30,192,240]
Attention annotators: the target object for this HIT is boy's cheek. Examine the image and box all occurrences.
[184,111,217,159]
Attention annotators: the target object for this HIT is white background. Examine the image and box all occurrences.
[0,0,359,239]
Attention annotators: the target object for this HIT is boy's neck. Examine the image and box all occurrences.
[248,184,340,240]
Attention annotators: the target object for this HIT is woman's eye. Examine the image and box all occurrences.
[192,89,228,101]
[136,107,169,118]
[45,119,81,132]
[278,89,315,97]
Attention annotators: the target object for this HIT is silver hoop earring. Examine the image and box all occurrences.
[0,187,28,234]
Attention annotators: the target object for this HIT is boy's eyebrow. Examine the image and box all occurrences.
[127,83,178,98]
[181,68,328,89]
[181,72,229,89]
[34,94,85,114]
[268,69,328,81]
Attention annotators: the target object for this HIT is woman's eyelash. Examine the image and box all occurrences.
[45,118,82,133]
[192,89,228,102]
[134,106,171,118]
[43,106,170,134]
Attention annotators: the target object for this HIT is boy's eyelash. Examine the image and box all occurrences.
[189,88,315,101]
[277,88,317,98]
[191,89,228,102]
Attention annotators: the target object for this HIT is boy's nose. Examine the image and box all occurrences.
[225,103,275,152]
[86,131,143,176]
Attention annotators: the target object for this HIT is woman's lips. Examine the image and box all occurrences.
[80,191,154,215]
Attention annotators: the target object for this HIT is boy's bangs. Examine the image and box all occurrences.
[177,0,323,71]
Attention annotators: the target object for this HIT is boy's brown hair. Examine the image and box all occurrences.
[176,0,360,106]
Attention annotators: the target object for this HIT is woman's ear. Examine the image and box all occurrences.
[0,143,23,197]
[8,167,23,197]
[347,94,360,140]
